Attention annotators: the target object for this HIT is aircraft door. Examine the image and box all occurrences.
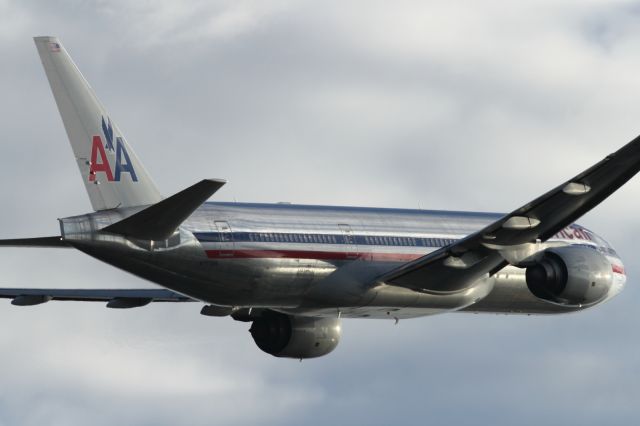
[215,221,235,257]
[338,224,359,260]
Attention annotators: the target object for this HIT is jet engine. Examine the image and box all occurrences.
[249,311,341,359]
[525,246,613,306]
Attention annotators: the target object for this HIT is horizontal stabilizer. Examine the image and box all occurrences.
[103,179,226,240]
[0,236,70,247]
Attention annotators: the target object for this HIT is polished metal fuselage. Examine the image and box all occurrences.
[58,202,626,319]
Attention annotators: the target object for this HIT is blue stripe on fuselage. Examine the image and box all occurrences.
[193,231,458,248]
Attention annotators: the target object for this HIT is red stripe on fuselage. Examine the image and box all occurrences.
[204,250,423,262]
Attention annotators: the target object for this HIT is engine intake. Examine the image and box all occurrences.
[525,246,613,306]
[250,311,341,359]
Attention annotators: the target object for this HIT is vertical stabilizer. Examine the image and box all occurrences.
[34,36,162,210]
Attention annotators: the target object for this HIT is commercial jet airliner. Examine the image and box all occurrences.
[0,37,636,359]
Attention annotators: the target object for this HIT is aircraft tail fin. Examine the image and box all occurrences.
[34,36,162,211]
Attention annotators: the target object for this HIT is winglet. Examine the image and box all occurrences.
[103,179,225,240]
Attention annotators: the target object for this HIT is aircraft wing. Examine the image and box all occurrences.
[381,133,640,293]
[0,288,195,308]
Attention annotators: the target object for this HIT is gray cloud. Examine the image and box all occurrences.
[0,0,639,424]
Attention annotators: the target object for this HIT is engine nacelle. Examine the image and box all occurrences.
[525,246,613,306]
[249,311,341,359]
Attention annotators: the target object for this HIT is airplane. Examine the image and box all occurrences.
[0,36,636,359]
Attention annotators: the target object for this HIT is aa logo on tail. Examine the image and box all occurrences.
[88,116,138,182]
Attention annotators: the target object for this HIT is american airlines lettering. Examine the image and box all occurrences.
[88,116,138,182]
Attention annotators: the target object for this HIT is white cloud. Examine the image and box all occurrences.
[0,0,31,41]
[92,0,294,47]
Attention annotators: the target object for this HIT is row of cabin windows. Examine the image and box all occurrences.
[249,233,338,244]
[363,236,455,247]
[246,232,455,247]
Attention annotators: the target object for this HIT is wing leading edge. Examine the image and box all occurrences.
[382,133,640,293]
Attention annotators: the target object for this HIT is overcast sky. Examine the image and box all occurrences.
[0,0,639,425]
